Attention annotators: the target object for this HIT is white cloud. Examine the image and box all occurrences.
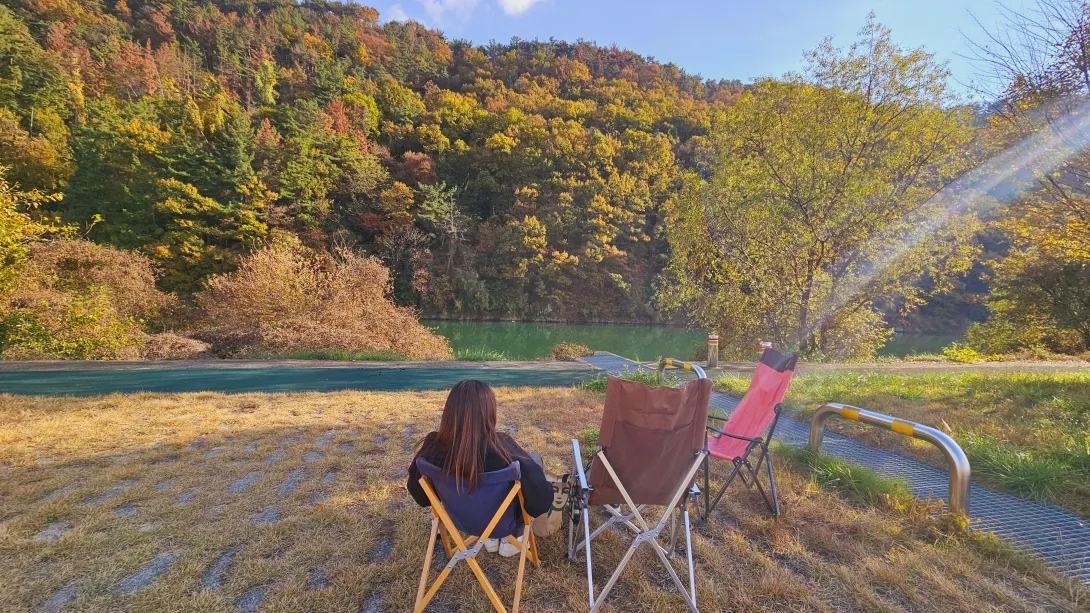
[384,3,410,22]
[401,0,541,25]
[417,0,479,24]
[497,0,545,15]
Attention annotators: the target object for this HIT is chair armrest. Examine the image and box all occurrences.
[571,438,590,491]
[705,425,762,443]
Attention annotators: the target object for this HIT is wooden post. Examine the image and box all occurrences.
[706,335,718,369]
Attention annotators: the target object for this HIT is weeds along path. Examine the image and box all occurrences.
[583,352,1090,586]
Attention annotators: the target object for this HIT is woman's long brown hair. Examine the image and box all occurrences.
[418,380,511,491]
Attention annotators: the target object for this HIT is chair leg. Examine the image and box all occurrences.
[747,457,778,518]
[650,535,699,613]
[765,451,780,517]
[668,507,680,558]
[416,516,440,608]
[591,538,641,613]
[414,562,456,613]
[466,556,508,613]
[705,459,745,520]
[702,454,710,523]
[528,529,540,566]
[512,527,530,613]
[684,504,697,611]
[583,506,595,609]
[438,523,453,558]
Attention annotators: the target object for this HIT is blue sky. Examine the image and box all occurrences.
[379,0,1010,97]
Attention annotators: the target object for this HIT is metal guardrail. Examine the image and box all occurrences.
[809,403,971,515]
[656,358,707,381]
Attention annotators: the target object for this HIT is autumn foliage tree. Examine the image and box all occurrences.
[661,18,978,359]
[0,0,740,322]
[965,0,1090,355]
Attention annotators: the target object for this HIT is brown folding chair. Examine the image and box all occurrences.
[567,369,711,613]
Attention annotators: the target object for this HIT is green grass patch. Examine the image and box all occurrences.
[243,348,407,361]
[577,428,599,463]
[777,443,913,507]
[714,373,750,397]
[959,433,1072,502]
[454,347,510,361]
[579,365,679,393]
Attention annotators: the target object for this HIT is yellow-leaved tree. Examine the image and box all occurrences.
[661,17,978,359]
[963,0,1090,355]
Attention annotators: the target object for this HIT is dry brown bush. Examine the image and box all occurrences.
[14,239,173,320]
[195,244,452,359]
[1,239,177,359]
[139,332,211,360]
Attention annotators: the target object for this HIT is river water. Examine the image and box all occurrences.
[428,321,958,360]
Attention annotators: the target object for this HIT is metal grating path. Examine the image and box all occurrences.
[582,352,1090,584]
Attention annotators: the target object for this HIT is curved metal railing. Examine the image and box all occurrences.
[656,358,707,382]
[809,403,971,515]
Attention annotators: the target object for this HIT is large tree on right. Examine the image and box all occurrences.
[660,18,978,359]
[964,0,1090,355]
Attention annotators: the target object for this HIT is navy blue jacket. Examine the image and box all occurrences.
[407,432,552,518]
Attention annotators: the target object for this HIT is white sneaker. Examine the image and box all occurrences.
[499,534,523,558]
[484,538,499,553]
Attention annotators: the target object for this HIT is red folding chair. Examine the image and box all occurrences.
[701,348,797,520]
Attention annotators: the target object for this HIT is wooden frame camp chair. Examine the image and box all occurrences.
[567,370,711,613]
[414,459,540,613]
[701,348,797,521]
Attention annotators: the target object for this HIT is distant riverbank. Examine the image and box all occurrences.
[425,321,963,361]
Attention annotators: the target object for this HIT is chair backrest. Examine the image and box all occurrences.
[588,376,711,506]
[710,348,797,446]
[416,458,523,539]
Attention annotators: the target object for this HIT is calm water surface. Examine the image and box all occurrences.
[429,321,706,360]
[429,321,960,361]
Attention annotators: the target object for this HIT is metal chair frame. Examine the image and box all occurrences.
[701,403,783,522]
[567,439,705,613]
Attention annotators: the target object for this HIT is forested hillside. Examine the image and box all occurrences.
[0,0,740,321]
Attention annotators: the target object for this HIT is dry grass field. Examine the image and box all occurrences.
[0,387,1085,612]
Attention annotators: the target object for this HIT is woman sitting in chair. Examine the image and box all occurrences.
[407,379,552,557]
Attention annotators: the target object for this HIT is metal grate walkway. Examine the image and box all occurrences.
[582,352,1090,584]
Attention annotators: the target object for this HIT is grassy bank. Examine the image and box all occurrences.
[0,388,1084,611]
[716,371,1090,518]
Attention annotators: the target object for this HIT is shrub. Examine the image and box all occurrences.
[941,342,988,363]
[552,341,592,361]
[0,239,175,359]
[140,333,212,360]
[195,244,452,360]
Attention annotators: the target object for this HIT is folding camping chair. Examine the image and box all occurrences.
[413,459,540,613]
[701,348,797,521]
[567,369,711,613]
